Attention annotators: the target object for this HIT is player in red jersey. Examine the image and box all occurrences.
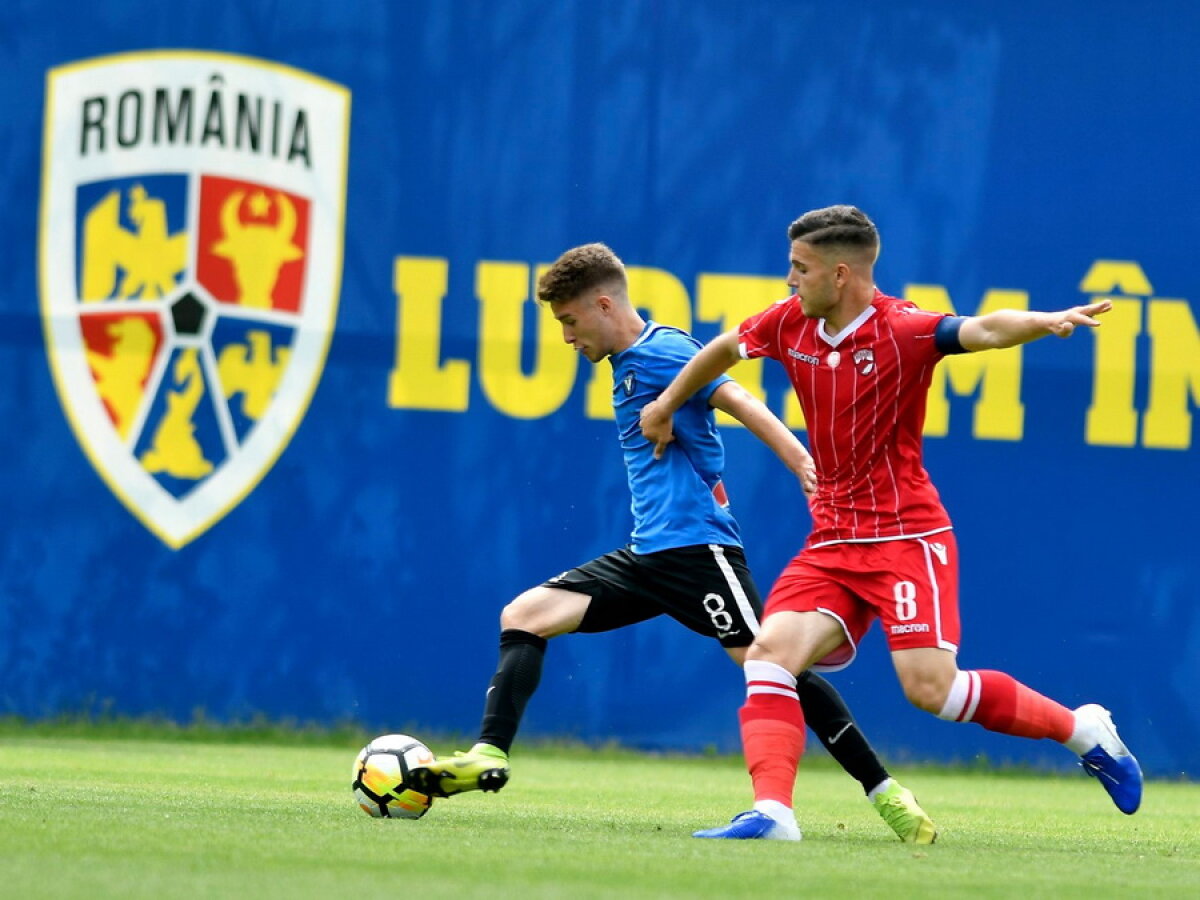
[640,205,1143,840]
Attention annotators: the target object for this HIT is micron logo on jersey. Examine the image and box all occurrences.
[39,51,350,547]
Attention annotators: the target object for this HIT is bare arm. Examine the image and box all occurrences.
[708,381,816,498]
[639,330,741,459]
[957,300,1112,352]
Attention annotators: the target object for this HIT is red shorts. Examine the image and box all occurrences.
[763,532,961,671]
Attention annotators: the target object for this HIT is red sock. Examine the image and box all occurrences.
[953,669,1074,742]
[739,693,806,805]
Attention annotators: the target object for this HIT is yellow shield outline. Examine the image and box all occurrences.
[39,50,351,548]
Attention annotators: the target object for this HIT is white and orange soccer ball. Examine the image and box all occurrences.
[352,734,435,819]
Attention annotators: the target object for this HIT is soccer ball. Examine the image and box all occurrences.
[352,733,435,819]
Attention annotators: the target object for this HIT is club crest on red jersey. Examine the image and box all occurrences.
[853,348,876,375]
[40,51,350,547]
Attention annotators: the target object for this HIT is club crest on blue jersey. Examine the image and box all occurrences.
[40,51,350,547]
[622,372,636,396]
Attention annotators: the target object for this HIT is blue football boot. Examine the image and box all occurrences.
[693,810,801,841]
[1076,704,1143,814]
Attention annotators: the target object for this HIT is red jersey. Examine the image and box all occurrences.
[739,289,953,547]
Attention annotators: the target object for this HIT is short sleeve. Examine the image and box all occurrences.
[635,326,732,406]
[888,299,954,363]
[934,316,968,354]
[737,297,796,361]
[696,372,734,406]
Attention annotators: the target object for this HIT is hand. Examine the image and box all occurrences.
[639,399,676,459]
[1046,299,1112,338]
[797,453,817,499]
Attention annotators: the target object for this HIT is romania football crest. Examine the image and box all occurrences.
[40,51,350,547]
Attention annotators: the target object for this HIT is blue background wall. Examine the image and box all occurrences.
[2,1,1197,777]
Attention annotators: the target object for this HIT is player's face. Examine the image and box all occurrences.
[787,239,837,318]
[551,295,612,363]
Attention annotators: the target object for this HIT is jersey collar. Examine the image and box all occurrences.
[610,320,658,362]
[817,290,881,348]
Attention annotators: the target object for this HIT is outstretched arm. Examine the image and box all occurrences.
[708,381,816,498]
[957,300,1112,352]
[640,330,741,459]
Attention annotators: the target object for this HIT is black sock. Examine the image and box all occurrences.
[797,671,889,794]
[477,629,548,754]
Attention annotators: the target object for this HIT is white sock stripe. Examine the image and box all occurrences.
[937,669,970,721]
[963,670,982,721]
[747,684,799,699]
[744,659,797,690]
[938,670,984,722]
[710,544,760,637]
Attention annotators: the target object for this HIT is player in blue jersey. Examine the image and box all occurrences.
[410,243,936,842]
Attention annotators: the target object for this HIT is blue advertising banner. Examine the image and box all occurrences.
[1,1,1196,777]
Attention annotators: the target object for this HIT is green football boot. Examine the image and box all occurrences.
[872,781,937,844]
[409,743,510,798]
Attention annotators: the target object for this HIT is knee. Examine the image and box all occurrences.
[745,635,785,666]
[499,590,540,633]
[744,611,840,674]
[899,668,955,713]
[499,587,586,639]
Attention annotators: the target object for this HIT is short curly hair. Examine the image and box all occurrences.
[537,243,626,304]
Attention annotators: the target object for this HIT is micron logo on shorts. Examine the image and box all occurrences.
[40,51,350,547]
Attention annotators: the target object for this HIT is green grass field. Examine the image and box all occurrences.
[1,732,1196,898]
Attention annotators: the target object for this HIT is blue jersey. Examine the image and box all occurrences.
[610,321,742,554]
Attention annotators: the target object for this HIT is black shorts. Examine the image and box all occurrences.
[542,544,763,648]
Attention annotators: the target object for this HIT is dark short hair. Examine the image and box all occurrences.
[537,243,626,304]
[788,205,879,254]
